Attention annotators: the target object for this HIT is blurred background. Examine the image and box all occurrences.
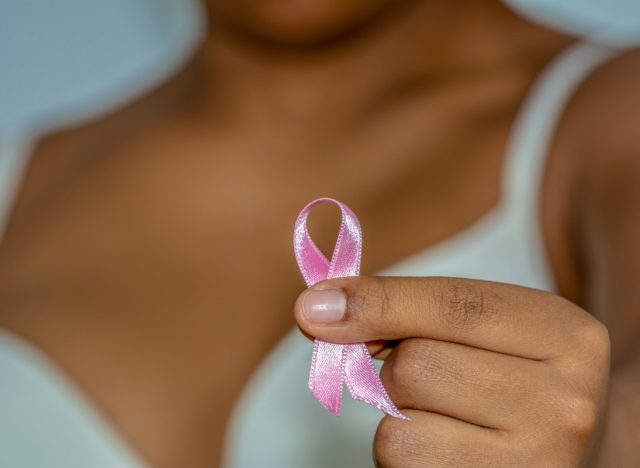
[1,0,639,137]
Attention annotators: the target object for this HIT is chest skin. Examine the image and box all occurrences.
[0,59,575,467]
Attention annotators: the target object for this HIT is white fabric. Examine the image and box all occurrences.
[0,329,145,468]
[0,41,619,467]
[505,0,640,45]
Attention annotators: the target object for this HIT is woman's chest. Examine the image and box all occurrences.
[0,115,514,465]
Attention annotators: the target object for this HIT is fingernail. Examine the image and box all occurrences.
[301,288,347,323]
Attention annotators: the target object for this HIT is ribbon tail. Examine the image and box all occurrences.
[343,343,410,420]
[308,339,345,417]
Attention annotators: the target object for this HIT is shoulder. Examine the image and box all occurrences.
[538,46,640,304]
[571,47,640,243]
[567,46,640,179]
[559,46,640,359]
[546,45,640,217]
[564,46,640,229]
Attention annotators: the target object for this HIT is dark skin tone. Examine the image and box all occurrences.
[0,0,639,466]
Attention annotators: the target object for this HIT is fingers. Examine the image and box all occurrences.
[374,410,510,468]
[379,338,548,431]
[294,276,606,361]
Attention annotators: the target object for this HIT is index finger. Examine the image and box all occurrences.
[294,276,607,361]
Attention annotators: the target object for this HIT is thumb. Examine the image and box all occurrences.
[294,276,403,345]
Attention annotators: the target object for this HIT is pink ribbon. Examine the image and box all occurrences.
[294,197,408,419]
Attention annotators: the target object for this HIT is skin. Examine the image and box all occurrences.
[0,0,639,466]
[296,277,610,466]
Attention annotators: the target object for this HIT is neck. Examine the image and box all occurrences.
[189,0,573,131]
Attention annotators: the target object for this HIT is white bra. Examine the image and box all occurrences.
[0,40,619,468]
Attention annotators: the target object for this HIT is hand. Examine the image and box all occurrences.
[294,276,610,467]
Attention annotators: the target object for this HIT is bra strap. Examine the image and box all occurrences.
[498,41,621,292]
[502,41,618,210]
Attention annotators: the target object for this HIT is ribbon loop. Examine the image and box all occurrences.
[294,197,408,419]
[294,197,361,286]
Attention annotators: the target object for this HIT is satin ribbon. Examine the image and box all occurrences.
[294,197,408,419]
